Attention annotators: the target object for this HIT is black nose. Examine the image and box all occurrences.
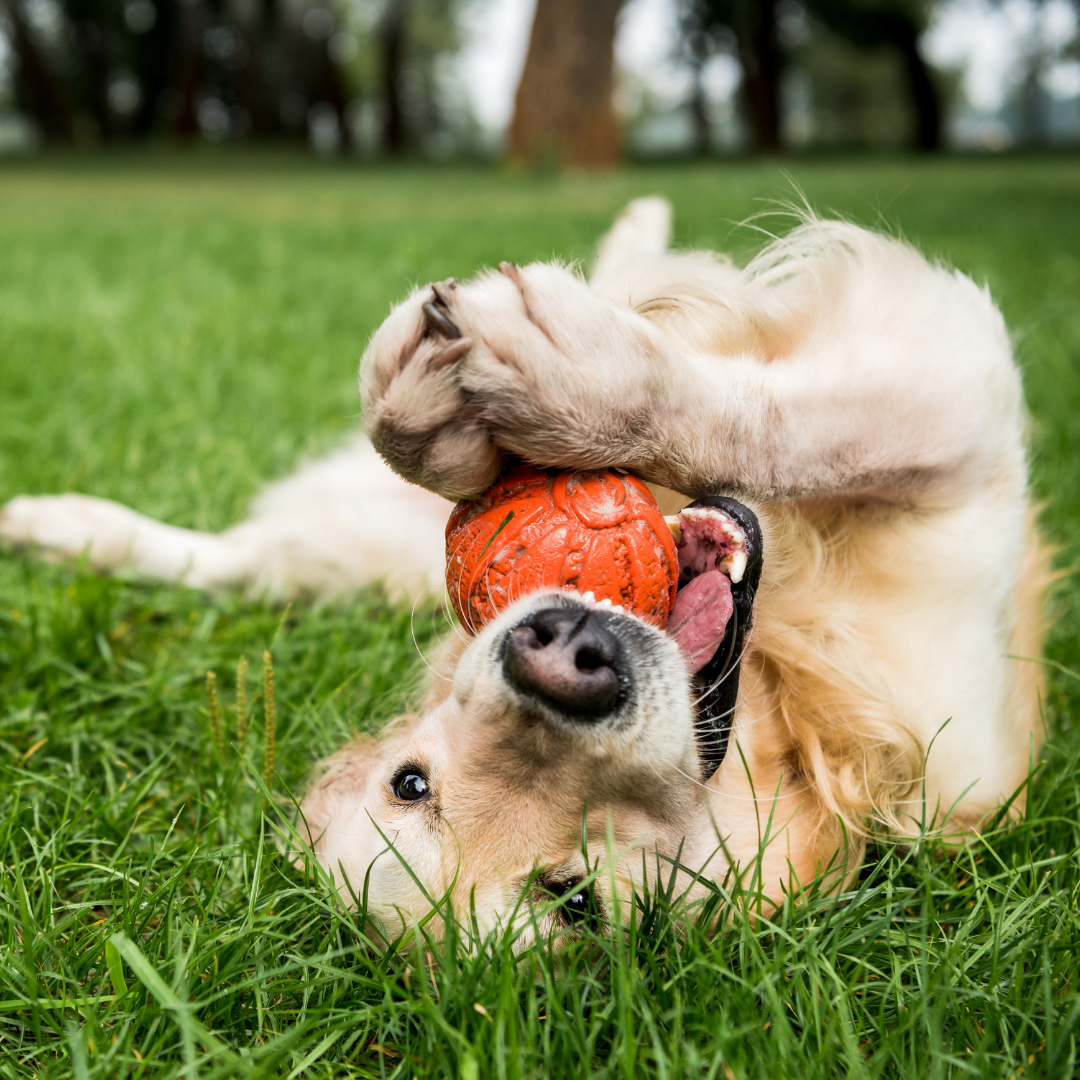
[503,607,623,719]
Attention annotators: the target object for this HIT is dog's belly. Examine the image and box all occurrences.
[756,475,1038,835]
[866,489,1040,830]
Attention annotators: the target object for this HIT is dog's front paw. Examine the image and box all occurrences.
[361,265,670,498]
[360,279,506,499]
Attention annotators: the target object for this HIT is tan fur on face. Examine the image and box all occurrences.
[312,199,1049,930]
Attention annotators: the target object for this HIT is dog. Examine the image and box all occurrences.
[0,198,1048,940]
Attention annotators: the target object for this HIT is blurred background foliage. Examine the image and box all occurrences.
[0,0,1077,161]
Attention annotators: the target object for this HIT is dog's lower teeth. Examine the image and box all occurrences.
[580,590,596,603]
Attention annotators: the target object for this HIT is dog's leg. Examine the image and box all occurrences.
[363,221,1024,505]
[0,493,252,588]
[588,196,672,292]
[0,436,451,600]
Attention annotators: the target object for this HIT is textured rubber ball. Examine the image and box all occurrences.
[445,465,679,635]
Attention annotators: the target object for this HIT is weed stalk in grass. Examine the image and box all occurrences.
[236,653,249,745]
[205,670,225,763]
[263,649,276,789]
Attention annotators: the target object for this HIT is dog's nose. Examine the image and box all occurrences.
[503,607,622,719]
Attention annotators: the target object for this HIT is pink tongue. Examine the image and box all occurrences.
[667,571,733,674]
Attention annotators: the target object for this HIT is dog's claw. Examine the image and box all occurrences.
[429,336,472,371]
[431,279,457,307]
[499,261,520,285]
[422,301,462,340]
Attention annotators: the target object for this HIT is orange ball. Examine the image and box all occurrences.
[445,465,679,635]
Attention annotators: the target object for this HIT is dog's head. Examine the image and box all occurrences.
[298,500,764,941]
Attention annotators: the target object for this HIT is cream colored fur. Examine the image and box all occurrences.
[0,198,1048,938]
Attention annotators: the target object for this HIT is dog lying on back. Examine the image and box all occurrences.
[1,199,1047,938]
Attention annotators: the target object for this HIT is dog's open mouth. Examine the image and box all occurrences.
[666,497,763,777]
[666,505,750,674]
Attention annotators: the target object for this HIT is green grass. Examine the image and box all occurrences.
[1,152,1080,1078]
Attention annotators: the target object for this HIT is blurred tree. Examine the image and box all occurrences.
[172,0,205,139]
[678,0,783,152]
[369,0,468,155]
[379,0,407,152]
[509,0,626,167]
[680,0,942,152]
[791,23,917,149]
[806,0,940,149]
[2,0,467,152]
[677,3,712,155]
[1,0,74,140]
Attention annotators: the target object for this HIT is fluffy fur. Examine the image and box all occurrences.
[0,198,1049,938]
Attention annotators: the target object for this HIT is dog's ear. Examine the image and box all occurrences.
[296,723,414,852]
[295,739,376,852]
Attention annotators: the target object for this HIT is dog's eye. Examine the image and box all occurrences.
[391,768,430,802]
[543,877,600,928]
[562,886,592,924]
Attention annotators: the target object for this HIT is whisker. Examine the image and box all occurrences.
[454,524,487,636]
[697,698,783,734]
[410,590,453,682]
[693,698,741,724]
[691,639,751,707]
[716,656,767,707]
[686,605,754,710]
[439,598,470,645]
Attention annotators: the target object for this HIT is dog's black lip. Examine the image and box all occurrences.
[677,497,763,780]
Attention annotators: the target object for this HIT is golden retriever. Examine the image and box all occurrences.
[0,199,1048,939]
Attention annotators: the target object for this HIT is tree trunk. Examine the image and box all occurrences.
[380,0,409,154]
[3,0,73,142]
[509,0,626,168]
[735,0,781,153]
[232,0,272,137]
[687,24,711,157]
[172,0,206,139]
[896,26,941,151]
[690,62,711,156]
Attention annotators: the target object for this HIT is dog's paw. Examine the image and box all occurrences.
[360,279,506,499]
[361,264,669,498]
[0,493,142,565]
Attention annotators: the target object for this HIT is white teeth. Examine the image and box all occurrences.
[721,522,745,545]
[597,597,612,609]
[611,604,624,613]
[720,550,748,584]
[580,590,595,603]
[679,507,744,541]
[676,505,750,583]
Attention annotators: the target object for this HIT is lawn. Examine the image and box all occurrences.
[1,152,1080,1078]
